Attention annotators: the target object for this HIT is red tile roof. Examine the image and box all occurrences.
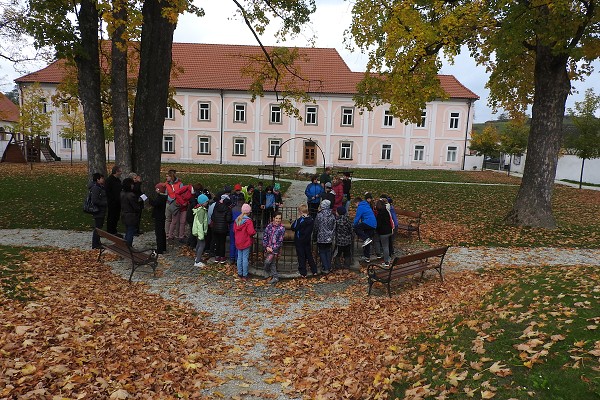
[0,93,19,123]
[16,43,479,99]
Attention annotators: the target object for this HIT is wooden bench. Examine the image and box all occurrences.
[257,165,284,180]
[95,228,158,282]
[367,246,449,297]
[396,209,422,240]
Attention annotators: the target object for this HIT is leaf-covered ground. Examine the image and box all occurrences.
[0,249,230,399]
[2,245,599,399]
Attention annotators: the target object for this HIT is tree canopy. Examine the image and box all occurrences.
[349,0,600,227]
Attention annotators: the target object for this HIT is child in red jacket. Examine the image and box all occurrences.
[233,203,256,279]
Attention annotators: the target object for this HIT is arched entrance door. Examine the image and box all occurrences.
[303,141,316,166]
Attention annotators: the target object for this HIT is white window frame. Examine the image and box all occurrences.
[339,141,353,160]
[270,104,282,124]
[305,105,318,125]
[446,146,458,162]
[62,138,72,149]
[268,138,282,157]
[383,110,394,127]
[449,112,460,129]
[39,100,48,114]
[416,111,427,128]
[413,145,425,161]
[165,106,174,120]
[162,135,175,153]
[341,107,354,127]
[233,137,246,156]
[381,144,392,160]
[234,103,246,123]
[61,102,71,115]
[198,102,211,121]
[198,136,211,155]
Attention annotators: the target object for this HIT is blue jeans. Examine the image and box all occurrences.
[318,243,332,272]
[125,224,136,247]
[237,247,250,277]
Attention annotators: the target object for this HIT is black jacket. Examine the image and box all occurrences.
[89,182,107,218]
[291,215,314,244]
[105,175,122,206]
[121,191,141,226]
[150,194,167,221]
[375,208,393,235]
[211,201,233,234]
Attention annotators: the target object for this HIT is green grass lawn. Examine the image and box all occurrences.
[1,162,599,247]
[391,265,600,399]
[352,179,600,248]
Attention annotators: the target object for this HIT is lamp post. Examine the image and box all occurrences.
[272,136,326,187]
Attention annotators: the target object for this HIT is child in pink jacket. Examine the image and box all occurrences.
[233,203,256,279]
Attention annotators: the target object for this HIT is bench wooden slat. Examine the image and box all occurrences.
[367,246,448,297]
[396,209,422,240]
[95,228,158,282]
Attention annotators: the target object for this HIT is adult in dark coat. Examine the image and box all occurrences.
[105,165,123,235]
[211,194,233,263]
[90,172,107,249]
[251,182,266,228]
[150,183,168,254]
[120,177,141,247]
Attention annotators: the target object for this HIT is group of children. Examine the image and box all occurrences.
[142,169,399,284]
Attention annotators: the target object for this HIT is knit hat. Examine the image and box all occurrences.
[221,194,230,201]
[241,203,251,214]
[321,199,331,209]
[325,182,332,188]
[223,185,232,193]
[197,194,209,205]
[155,183,166,193]
[364,192,373,200]
[274,183,281,191]
[337,206,347,215]
[234,183,242,191]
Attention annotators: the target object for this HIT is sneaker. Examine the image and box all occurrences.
[269,277,279,284]
[219,257,226,264]
[194,261,205,268]
[362,238,373,247]
[382,262,390,267]
[361,256,371,263]
[376,254,383,259]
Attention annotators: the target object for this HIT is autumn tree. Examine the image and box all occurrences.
[21,0,106,179]
[499,117,529,176]
[349,0,600,228]
[565,88,600,188]
[15,82,51,137]
[469,125,500,169]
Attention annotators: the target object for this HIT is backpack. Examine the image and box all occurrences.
[83,189,98,214]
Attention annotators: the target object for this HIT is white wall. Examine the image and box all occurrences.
[506,153,600,185]
[555,155,600,184]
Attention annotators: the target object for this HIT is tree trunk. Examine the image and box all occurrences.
[111,0,132,174]
[505,45,570,228]
[75,0,106,178]
[579,158,585,189]
[131,0,176,193]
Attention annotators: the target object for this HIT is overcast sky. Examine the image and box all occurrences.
[1,0,598,122]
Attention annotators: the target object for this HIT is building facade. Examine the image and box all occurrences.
[15,43,479,169]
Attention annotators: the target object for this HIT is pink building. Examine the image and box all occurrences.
[15,43,479,169]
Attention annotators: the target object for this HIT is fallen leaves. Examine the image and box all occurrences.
[1,248,230,399]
